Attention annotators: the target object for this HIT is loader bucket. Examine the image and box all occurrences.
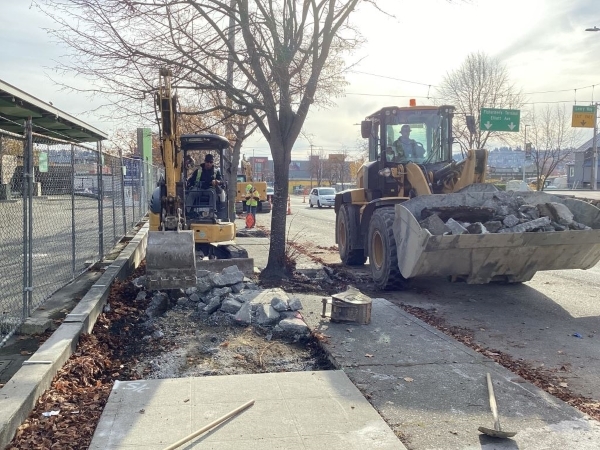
[393,191,600,284]
[146,230,197,290]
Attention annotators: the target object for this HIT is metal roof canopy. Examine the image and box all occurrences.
[0,78,107,143]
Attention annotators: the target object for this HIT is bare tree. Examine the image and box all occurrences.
[436,52,525,151]
[308,147,326,187]
[36,0,369,279]
[527,105,582,191]
[324,149,349,188]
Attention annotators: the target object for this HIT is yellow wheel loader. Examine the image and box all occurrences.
[146,69,250,291]
[335,104,600,289]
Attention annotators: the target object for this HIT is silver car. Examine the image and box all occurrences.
[309,187,336,208]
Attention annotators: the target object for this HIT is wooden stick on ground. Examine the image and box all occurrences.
[162,399,255,450]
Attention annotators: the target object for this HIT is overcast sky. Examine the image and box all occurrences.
[2,0,600,159]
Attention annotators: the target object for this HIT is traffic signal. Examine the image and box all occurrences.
[525,143,532,160]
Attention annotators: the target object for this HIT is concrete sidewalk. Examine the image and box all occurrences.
[90,371,405,450]
[297,294,600,449]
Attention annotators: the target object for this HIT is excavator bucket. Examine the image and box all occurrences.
[394,191,600,284]
[146,231,197,290]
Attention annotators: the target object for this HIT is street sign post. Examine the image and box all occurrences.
[571,105,595,128]
[525,143,532,160]
[480,108,521,132]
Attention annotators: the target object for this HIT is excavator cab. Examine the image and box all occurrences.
[147,133,250,290]
[181,134,230,225]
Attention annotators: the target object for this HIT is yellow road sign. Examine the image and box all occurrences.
[572,105,595,128]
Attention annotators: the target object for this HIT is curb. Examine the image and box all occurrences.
[0,223,149,448]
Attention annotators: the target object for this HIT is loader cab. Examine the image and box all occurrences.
[360,105,455,198]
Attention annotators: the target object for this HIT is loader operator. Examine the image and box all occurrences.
[186,153,222,190]
[393,124,425,161]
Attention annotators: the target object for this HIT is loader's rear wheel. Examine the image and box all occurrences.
[368,207,405,290]
[337,205,366,266]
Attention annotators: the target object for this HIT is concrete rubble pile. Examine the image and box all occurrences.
[134,265,310,337]
[419,194,592,236]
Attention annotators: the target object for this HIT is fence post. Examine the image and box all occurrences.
[97,142,104,259]
[111,158,117,244]
[71,144,76,278]
[22,119,34,319]
[119,151,127,234]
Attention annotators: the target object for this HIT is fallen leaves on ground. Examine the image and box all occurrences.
[7,269,152,450]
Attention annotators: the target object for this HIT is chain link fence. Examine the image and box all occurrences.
[0,125,159,346]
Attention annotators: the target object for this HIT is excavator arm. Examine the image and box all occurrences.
[155,68,184,230]
[146,69,197,290]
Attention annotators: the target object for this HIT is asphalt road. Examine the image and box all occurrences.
[284,194,600,404]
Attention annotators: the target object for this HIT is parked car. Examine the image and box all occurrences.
[266,186,274,201]
[308,187,336,208]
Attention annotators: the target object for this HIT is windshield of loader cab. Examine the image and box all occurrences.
[383,109,447,165]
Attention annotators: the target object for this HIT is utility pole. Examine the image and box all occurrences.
[585,26,599,189]
[310,144,314,189]
[522,125,529,183]
[592,104,598,191]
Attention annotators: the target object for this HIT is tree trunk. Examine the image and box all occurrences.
[261,144,291,280]
[228,141,242,219]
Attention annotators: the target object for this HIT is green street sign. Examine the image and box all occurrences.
[480,108,521,132]
[573,105,595,113]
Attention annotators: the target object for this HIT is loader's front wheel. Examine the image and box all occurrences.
[368,207,405,290]
[337,205,366,266]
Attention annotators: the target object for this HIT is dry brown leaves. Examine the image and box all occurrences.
[7,269,150,450]
[400,303,600,422]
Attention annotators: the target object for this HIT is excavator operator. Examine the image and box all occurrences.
[186,153,223,190]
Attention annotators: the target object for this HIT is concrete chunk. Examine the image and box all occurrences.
[278,318,310,335]
[288,297,303,311]
[203,296,222,314]
[499,216,552,233]
[466,222,489,234]
[271,296,289,312]
[233,301,252,325]
[220,297,243,314]
[503,214,520,228]
[146,292,169,318]
[419,214,446,236]
[255,304,280,326]
[209,267,245,287]
[518,205,540,221]
[483,220,503,233]
[444,218,468,235]
[19,317,53,335]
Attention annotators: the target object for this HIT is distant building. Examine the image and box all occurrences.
[566,136,600,189]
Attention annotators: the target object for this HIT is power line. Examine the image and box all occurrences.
[523,83,600,95]
[347,70,436,88]
[347,70,600,98]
